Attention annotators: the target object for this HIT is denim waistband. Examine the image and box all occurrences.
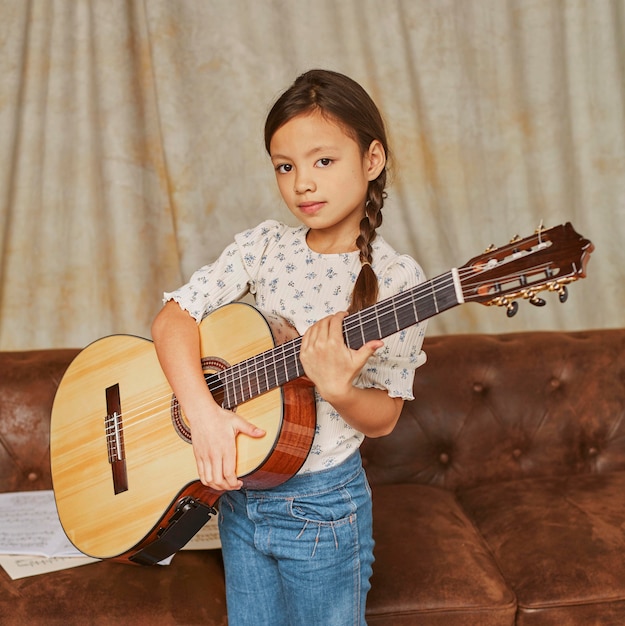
[243,450,363,498]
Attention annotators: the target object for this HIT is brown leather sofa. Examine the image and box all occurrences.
[2,328,625,625]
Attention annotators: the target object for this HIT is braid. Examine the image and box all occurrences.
[347,173,387,314]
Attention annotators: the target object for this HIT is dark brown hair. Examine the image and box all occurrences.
[264,69,389,314]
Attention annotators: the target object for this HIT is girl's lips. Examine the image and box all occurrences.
[298,201,325,215]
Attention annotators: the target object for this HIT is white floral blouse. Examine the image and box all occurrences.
[164,219,427,473]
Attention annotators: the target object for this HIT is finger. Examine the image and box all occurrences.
[327,311,349,345]
[235,418,266,438]
[220,454,242,491]
[353,340,384,369]
[197,457,213,487]
[303,314,336,346]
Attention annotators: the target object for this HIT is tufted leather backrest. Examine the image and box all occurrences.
[0,349,79,492]
[361,329,625,491]
[2,329,625,495]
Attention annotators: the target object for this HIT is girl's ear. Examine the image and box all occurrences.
[365,140,386,181]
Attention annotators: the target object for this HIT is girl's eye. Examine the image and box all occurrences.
[276,163,292,174]
[316,158,332,167]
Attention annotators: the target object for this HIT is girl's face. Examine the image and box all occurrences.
[269,111,385,254]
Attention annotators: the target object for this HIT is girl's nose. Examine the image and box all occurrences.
[294,170,316,194]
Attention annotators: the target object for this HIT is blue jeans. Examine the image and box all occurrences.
[218,451,374,626]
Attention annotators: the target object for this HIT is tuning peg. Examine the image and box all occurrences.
[529,296,546,307]
[506,301,519,317]
[558,286,568,303]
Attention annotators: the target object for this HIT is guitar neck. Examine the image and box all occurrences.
[342,269,462,350]
[211,270,462,410]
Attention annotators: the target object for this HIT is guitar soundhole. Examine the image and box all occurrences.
[170,356,230,443]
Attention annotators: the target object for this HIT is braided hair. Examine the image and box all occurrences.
[264,69,389,314]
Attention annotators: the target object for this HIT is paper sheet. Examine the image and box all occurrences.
[0,554,99,580]
[0,491,83,557]
[0,490,221,579]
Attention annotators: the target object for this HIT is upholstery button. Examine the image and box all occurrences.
[27,472,38,482]
[439,453,450,464]
[473,383,483,393]
[588,447,598,456]
[512,448,522,458]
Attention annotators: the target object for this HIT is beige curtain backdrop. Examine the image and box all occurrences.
[1,0,623,350]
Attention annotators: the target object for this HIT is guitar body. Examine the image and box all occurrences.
[50,303,316,562]
[50,222,593,564]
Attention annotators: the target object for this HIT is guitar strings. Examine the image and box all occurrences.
[203,260,555,405]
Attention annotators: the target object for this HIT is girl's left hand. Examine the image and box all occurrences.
[299,311,383,403]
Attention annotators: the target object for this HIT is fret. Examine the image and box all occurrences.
[222,370,233,409]
[343,321,362,350]
[262,352,271,395]
[240,361,250,404]
[290,339,304,379]
[230,364,241,407]
[435,272,460,313]
[247,356,261,401]
[240,360,250,404]
[271,347,280,391]
[360,313,381,347]
[279,348,288,382]
[431,279,440,313]
[279,344,290,387]
[411,295,419,326]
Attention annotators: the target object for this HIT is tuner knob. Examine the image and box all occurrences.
[529,296,546,307]
[506,301,519,318]
[558,286,569,303]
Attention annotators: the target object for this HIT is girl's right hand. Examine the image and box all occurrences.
[185,400,265,492]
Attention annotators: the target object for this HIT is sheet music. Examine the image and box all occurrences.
[0,491,84,557]
[0,489,221,579]
[0,554,98,580]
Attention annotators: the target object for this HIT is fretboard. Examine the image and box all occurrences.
[342,270,460,350]
[209,270,461,410]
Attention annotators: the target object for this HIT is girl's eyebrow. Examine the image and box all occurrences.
[271,145,338,161]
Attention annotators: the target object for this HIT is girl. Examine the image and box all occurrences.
[152,69,427,625]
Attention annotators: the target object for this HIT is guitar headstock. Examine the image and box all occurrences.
[459,222,593,317]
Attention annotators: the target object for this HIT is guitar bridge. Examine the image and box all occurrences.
[105,383,128,494]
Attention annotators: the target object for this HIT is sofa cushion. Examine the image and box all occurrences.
[366,483,516,625]
[0,551,227,626]
[362,330,625,492]
[0,349,78,492]
[458,472,625,625]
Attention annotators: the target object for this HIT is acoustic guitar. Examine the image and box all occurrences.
[50,222,593,564]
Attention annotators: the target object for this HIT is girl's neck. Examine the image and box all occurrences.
[305,228,359,255]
